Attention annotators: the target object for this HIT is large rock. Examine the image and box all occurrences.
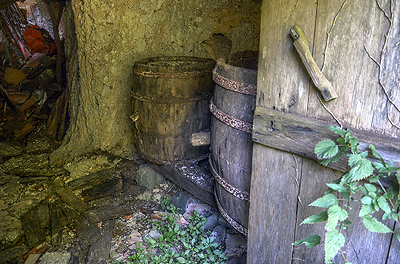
[0,141,24,158]
[135,164,165,190]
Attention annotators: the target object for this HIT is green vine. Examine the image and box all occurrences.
[293,126,400,264]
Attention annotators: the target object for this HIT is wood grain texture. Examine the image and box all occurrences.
[253,107,400,172]
[247,0,318,263]
[211,56,257,231]
[248,0,400,263]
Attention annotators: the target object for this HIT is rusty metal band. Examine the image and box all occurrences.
[140,153,209,166]
[132,92,211,104]
[134,69,212,79]
[209,98,252,134]
[209,155,250,201]
[214,188,248,237]
[213,72,257,96]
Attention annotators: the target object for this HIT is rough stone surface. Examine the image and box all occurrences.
[0,141,24,157]
[203,212,220,232]
[224,232,247,258]
[136,164,165,189]
[210,224,227,247]
[38,252,71,264]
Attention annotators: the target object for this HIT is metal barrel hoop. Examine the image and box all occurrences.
[214,188,248,237]
[141,153,209,166]
[209,98,253,134]
[209,155,250,201]
[212,71,257,96]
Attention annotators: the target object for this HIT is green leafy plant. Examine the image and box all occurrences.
[294,126,400,264]
[127,204,227,264]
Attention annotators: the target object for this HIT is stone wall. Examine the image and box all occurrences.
[57,0,261,162]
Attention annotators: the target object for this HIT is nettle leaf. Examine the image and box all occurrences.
[377,196,392,214]
[325,229,345,264]
[364,183,376,193]
[315,139,338,160]
[362,215,392,233]
[369,144,383,160]
[359,204,375,217]
[369,175,380,183]
[326,205,348,231]
[310,194,339,208]
[293,234,321,248]
[343,154,373,183]
[349,137,359,154]
[326,183,347,193]
[301,211,328,225]
[326,183,351,200]
[327,126,348,136]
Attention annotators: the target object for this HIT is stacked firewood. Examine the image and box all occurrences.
[0,2,67,140]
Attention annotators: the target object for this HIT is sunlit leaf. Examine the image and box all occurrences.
[301,211,328,225]
[327,126,348,136]
[310,194,338,208]
[342,154,373,183]
[293,235,321,248]
[325,229,345,264]
[362,215,392,233]
[315,139,339,160]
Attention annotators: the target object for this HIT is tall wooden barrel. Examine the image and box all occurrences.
[210,51,258,236]
[132,56,215,165]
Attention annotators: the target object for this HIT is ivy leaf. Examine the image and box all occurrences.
[310,194,338,208]
[362,215,392,233]
[342,154,373,183]
[293,234,321,248]
[397,232,400,243]
[325,229,345,264]
[315,139,338,160]
[377,196,392,214]
[301,211,328,225]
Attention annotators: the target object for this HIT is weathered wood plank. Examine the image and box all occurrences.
[86,219,113,264]
[247,0,318,263]
[253,106,400,171]
[303,1,400,263]
[386,221,400,264]
[52,178,90,213]
[83,205,133,223]
[190,132,210,146]
[249,0,400,263]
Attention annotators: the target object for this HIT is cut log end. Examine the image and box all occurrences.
[191,132,211,146]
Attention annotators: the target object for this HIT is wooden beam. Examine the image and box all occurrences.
[252,106,400,172]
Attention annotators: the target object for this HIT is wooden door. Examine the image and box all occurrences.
[248,0,400,263]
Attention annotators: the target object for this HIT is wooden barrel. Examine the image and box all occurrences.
[132,56,215,165]
[210,51,258,236]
